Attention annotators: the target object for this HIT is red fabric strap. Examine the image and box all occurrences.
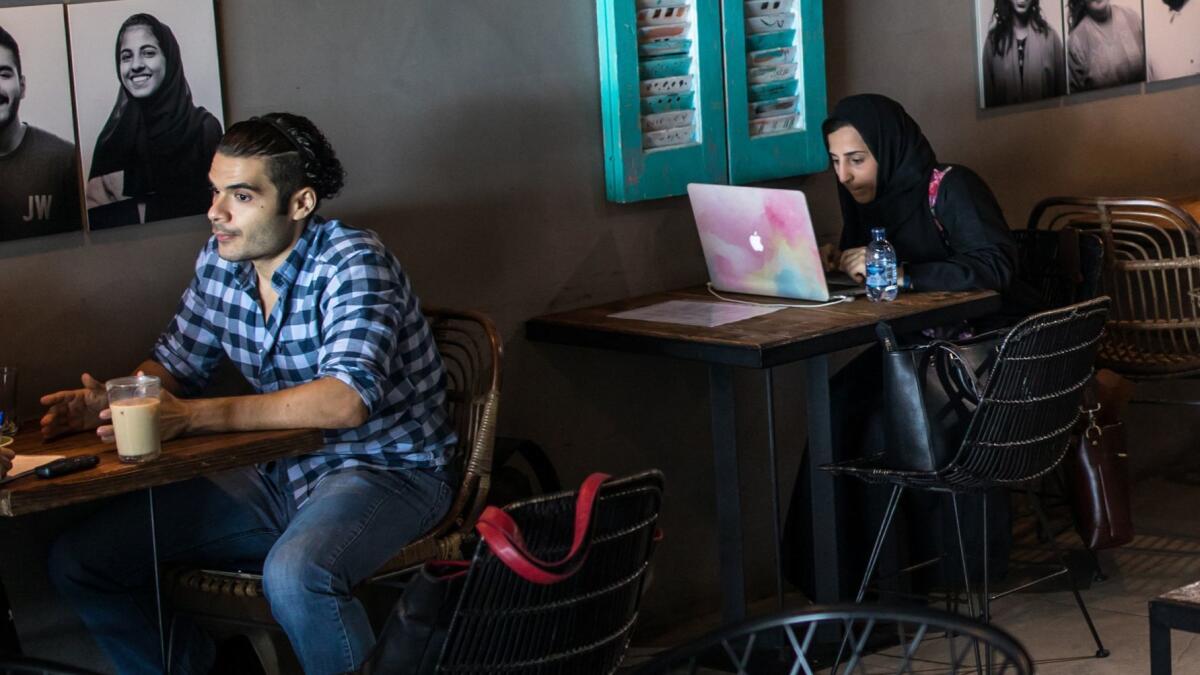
[475,472,611,585]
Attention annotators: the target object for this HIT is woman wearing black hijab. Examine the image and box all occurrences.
[85,13,222,229]
[825,94,1016,293]
[784,94,1016,602]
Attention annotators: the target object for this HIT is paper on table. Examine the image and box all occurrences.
[0,454,66,484]
[609,300,781,327]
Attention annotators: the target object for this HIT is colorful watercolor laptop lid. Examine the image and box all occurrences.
[687,183,833,301]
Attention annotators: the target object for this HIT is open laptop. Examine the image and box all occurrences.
[687,183,865,302]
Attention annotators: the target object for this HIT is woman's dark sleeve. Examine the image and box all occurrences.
[906,167,1016,292]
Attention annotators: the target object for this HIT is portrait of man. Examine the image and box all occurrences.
[1065,0,1146,93]
[0,6,82,242]
[1145,0,1200,82]
[68,0,224,230]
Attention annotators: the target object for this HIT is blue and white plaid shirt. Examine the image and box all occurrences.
[152,216,455,507]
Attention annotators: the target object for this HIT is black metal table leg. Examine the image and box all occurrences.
[709,364,745,624]
[1150,603,1173,675]
[0,576,20,654]
[804,355,843,602]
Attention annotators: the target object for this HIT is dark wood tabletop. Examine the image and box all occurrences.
[527,285,1002,368]
[0,428,323,517]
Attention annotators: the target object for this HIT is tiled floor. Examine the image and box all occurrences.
[623,476,1200,674]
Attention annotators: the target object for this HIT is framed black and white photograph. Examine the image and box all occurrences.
[0,3,83,242]
[1065,0,1146,93]
[68,0,224,230]
[1145,0,1200,82]
[976,0,1067,108]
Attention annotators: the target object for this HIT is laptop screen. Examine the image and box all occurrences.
[687,183,831,302]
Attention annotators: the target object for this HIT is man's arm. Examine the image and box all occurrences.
[166,377,367,437]
[88,360,367,442]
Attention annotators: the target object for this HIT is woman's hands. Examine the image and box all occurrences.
[839,247,867,283]
[822,243,868,281]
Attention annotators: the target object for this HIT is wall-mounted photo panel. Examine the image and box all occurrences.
[1065,0,1146,93]
[1145,0,1200,82]
[0,4,83,242]
[68,0,224,230]
[975,0,1067,108]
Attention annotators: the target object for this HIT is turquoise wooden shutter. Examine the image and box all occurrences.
[597,0,728,202]
[723,0,828,184]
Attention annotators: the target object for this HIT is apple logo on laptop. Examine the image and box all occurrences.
[749,230,764,252]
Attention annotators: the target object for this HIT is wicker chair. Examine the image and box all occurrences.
[166,307,502,674]
[1028,197,1200,380]
[431,469,663,675]
[822,297,1111,659]
[630,604,1033,675]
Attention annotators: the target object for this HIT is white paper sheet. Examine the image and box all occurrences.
[609,300,781,328]
[0,454,65,484]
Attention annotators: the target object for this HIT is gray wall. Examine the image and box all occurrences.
[2,0,1199,663]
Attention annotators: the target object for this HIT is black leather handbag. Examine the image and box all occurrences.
[877,322,1004,472]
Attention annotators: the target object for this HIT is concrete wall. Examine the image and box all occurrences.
[1,0,1198,666]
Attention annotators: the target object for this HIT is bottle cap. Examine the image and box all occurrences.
[870,227,886,239]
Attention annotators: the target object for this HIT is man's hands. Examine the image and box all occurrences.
[40,373,109,440]
[41,372,190,444]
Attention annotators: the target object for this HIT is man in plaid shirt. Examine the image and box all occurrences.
[41,113,456,675]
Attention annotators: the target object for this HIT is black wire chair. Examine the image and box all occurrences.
[821,297,1112,659]
[630,604,1034,675]
[0,657,104,675]
[433,469,664,674]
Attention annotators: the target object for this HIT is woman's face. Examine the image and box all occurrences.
[118,25,166,99]
[1008,0,1033,17]
[827,125,879,204]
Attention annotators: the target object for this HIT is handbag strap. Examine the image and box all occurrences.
[928,166,953,251]
[474,472,611,584]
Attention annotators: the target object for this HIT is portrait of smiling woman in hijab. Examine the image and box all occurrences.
[85,13,222,229]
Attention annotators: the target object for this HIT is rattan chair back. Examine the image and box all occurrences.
[435,470,664,675]
[373,306,503,575]
[1029,197,1200,378]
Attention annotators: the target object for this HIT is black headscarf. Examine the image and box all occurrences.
[825,94,938,249]
[89,13,217,199]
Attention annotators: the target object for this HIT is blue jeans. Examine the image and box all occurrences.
[47,464,453,675]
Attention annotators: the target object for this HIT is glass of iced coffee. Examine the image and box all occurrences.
[105,375,162,463]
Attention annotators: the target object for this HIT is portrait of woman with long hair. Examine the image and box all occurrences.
[1067,0,1145,92]
[981,0,1066,106]
[84,12,221,228]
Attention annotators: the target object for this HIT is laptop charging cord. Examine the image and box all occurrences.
[705,283,857,309]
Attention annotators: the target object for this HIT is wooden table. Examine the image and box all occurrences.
[527,285,1001,623]
[1,428,323,517]
[0,427,323,660]
[1150,580,1200,675]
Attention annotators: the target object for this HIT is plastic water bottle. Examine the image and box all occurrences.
[865,227,898,302]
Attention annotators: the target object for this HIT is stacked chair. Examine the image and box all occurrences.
[1027,197,1200,384]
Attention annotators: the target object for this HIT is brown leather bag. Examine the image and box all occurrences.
[1069,405,1133,550]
